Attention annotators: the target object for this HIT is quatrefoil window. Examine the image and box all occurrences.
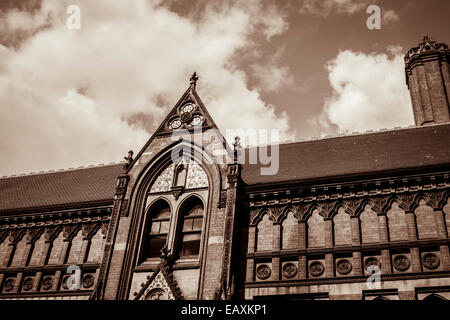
[168,102,204,130]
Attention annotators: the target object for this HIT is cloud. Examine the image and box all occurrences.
[250,47,294,92]
[383,9,400,24]
[299,0,371,17]
[308,46,414,135]
[0,0,292,176]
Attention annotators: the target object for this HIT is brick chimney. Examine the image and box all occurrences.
[405,36,450,125]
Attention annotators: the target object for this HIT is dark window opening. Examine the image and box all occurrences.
[177,197,204,259]
[142,200,171,261]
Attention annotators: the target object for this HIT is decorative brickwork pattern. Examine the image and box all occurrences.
[186,161,208,189]
[149,163,175,193]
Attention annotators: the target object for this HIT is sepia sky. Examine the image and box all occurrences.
[0,0,449,176]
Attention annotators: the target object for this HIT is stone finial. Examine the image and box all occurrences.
[123,150,134,170]
[233,136,241,164]
[189,72,199,88]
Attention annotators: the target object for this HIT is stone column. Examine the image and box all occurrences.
[248,226,256,253]
[298,255,307,279]
[324,218,333,248]
[246,258,254,282]
[271,223,281,280]
[352,251,362,276]
[325,254,334,277]
[12,272,23,293]
[298,221,306,249]
[381,249,392,274]
[33,272,42,292]
[410,247,421,272]
[439,245,450,270]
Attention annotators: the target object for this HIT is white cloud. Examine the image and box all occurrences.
[250,47,294,92]
[309,47,414,135]
[0,0,292,175]
[300,0,371,16]
[383,9,400,24]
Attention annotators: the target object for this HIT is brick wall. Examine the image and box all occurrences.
[29,233,46,265]
[307,210,324,248]
[415,199,438,239]
[282,211,298,250]
[87,228,105,263]
[0,238,8,266]
[48,232,64,264]
[360,205,380,243]
[257,214,273,251]
[387,202,409,241]
[10,234,26,267]
[333,208,351,246]
[67,230,83,264]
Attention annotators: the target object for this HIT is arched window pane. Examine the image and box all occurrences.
[177,197,204,258]
[143,200,171,261]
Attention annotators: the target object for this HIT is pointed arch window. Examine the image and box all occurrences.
[176,197,204,259]
[142,200,171,260]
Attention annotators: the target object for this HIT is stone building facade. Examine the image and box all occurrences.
[0,37,449,300]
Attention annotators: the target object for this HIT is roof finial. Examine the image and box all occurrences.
[233,136,241,164]
[190,72,199,88]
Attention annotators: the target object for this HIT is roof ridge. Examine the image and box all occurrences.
[0,161,126,180]
[244,122,450,149]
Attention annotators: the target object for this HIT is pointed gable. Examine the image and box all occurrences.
[155,73,219,137]
[132,262,184,300]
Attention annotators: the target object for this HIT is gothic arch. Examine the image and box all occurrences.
[279,206,296,223]
[252,207,276,225]
[381,196,402,215]
[423,293,447,301]
[302,203,324,222]
[173,195,205,259]
[320,201,344,219]
[120,139,221,300]
[353,198,375,217]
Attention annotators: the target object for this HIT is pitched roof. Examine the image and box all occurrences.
[241,123,450,186]
[0,164,123,214]
[1,124,449,213]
